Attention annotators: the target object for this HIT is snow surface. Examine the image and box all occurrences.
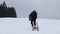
[0,18,60,34]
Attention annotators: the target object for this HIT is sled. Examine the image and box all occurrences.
[32,23,39,31]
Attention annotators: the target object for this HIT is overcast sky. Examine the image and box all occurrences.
[0,0,60,19]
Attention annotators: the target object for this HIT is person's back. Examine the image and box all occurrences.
[29,10,37,21]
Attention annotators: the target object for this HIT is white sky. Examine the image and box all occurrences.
[0,0,60,19]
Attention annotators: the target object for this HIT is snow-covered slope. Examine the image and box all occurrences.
[0,18,60,34]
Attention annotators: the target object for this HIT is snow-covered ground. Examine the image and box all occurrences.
[0,18,60,34]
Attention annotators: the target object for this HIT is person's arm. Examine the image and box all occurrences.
[29,14,31,21]
[36,13,37,19]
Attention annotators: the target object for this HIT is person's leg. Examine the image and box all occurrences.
[34,19,36,26]
[31,20,33,27]
[32,20,36,29]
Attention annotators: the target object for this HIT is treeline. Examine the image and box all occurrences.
[0,2,17,18]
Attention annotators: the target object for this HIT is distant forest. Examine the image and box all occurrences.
[0,1,17,18]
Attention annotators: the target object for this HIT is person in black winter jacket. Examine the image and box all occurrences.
[29,10,37,27]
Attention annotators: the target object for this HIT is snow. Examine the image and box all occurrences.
[0,18,60,34]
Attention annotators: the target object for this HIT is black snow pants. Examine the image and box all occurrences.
[31,19,36,27]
